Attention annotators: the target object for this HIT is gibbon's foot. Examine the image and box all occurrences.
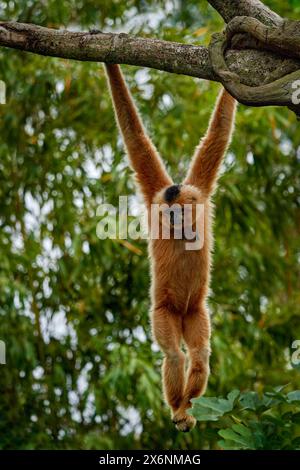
[172,410,196,432]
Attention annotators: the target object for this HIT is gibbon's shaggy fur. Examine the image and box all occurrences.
[105,64,237,432]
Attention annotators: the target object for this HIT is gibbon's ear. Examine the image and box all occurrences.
[184,88,237,197]
[104,64,172,206]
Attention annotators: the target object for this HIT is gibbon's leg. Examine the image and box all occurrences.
[152,307,185,416]
[104,64,172,205]
[173,306,211,432]
[184,88,236,197]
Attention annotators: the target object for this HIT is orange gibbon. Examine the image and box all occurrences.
[105,64,237,432]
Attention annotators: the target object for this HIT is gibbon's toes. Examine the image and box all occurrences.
[175,415,196,432]
[172,411,196,432]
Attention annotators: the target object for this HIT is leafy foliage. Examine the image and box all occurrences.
[190,386,300,449]
[0,0,299,450]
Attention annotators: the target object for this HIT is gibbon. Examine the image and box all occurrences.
[105,64,237,432]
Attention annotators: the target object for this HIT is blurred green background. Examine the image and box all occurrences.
[0,0,299,450]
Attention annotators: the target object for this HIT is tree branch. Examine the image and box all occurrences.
[0,0,300,115]
[226,16,300,60]
[207,0,286,59]
[210,31,300,116]
[208,0,283,26]
[0,21,216,79]
[0,20,299,90]
[207,1,300,116]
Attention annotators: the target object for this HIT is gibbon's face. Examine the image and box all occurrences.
[152,184,204,239]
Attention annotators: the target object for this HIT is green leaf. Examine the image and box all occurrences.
[190,390,239,421]
[218,425,255,449]
[240,391,261,410]
[287,391,300,403]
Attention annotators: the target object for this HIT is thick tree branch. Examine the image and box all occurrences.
[208,0,283,26]
[0,22,215,80]
[0,0,300,116]
[207,1,300,116]
[226,16,300,60]
[207,0,286,60]
[0,20,299,91]
[210,31,300,116]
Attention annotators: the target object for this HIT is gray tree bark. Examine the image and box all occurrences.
[0,0,299,114]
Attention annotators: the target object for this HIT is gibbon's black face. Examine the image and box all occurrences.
[163,185,183,227]
[164,184,182,204]
[153,184,203,238]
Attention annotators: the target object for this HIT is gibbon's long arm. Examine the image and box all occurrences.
[184,89,236,197]
[105,64,172,205]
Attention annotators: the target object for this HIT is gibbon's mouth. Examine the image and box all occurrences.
[164,207,195,227]
[160,217,198,241]
[172,225,198,241]
[163,207,184,228]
